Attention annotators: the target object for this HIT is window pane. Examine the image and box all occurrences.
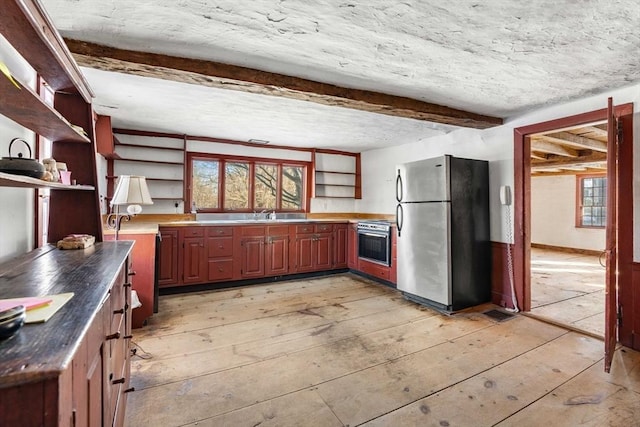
[192,159,219,209]
[254,164,278,209]
[224,162,249,210]
[281,166,304,210]
[580,176,607,227]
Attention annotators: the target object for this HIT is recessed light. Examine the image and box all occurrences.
[248,139,270,145]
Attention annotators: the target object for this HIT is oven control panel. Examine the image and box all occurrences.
[357,221,391,233]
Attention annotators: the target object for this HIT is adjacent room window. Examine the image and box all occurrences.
[189,154,307,212]
[577,175,607,227]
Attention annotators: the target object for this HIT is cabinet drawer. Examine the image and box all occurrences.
[208,226,233,237]
[240,225,266,236]
[315,223,333,233]
[359,259,391,281]
[267,225,289,236]
[183,227,204,237]
[208,236,234,257]
[295,224,314,234]
[208,259,234,281]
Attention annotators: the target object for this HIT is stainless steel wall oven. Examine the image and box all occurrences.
[357,221,391,266]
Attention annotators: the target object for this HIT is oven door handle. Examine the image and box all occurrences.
[396,203,403,237]
[358,231,386,238]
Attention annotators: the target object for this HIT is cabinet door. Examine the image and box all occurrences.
[265,235,289,276]
[314,234,333,271]
[183,237,206,284]
[294,235,315,272]
[347,224,358,269]
[334,224,348,268]
[158,229,179,286]
[241,237,265,278]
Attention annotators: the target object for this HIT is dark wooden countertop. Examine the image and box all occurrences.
[0,241,133,387]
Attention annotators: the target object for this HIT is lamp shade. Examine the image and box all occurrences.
[111,175,153,206]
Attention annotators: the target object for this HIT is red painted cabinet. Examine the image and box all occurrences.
[158,228,179,286]
[265,225,289,276]
[182,228,207,284]
[334,223,348,268]
[241,237,266,278]
[347,223,358,269]
[291,224,333,273]
[207,227,234,282]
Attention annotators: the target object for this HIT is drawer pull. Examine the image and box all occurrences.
[124,387,136,393]
[123,283,132,288]
[106,332,120,340]
[113,308,125,314]
[123,334,133,339]
[128,271,136,276]
[112,377,126,385]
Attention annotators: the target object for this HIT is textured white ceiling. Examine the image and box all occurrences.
[41,0,640,152]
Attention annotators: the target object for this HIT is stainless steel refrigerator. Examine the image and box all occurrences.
[395,155,490,312]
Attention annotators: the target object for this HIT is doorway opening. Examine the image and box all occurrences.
[528,122,608,337]
[513,102,634,354]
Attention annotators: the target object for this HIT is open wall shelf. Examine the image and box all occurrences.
[0,172,94,190]
[0,75,89,143]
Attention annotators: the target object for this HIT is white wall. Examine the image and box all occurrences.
[531,175,605,251]
[357,82,640,252]
[0,34,37,262]
[109,134,355,214]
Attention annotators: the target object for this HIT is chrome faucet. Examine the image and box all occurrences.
[252,209,268,220]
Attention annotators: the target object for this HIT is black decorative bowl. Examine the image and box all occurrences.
[0,305,26,340]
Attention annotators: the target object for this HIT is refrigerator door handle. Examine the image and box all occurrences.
[396,203,403,237]
[396,170,403,202]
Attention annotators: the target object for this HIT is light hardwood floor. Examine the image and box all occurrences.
[530,248,606,337]
[125,274,639,426]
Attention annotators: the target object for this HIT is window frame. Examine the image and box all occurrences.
[186,152,309,213]
[575,173,607,229]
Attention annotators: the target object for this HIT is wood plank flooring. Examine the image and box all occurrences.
[530,248,606,336]
[125,274,640,426]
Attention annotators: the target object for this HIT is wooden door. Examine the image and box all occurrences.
[604,97,619,373]
[334,224,348,268]
[241,237,265,278]
[266,236,289,276]
[314,234,333,271]
[158,229,179,286]
[183,237,206,284]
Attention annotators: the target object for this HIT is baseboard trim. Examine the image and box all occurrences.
[531,243,603,257]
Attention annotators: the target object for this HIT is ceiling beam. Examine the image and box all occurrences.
[541,132,608,152]
[530,139,579,157]
[531,151,607,167]
[64,39,503,129]
[581,126,609,138]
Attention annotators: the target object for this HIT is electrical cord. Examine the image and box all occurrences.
[504,203,519,312]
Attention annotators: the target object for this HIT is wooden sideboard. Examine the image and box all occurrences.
[0,242,134,427]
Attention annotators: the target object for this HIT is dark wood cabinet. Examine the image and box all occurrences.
[0,0,103,245]
[0,243,133,427]
[293,233,315,272]
[158,228,179,286]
